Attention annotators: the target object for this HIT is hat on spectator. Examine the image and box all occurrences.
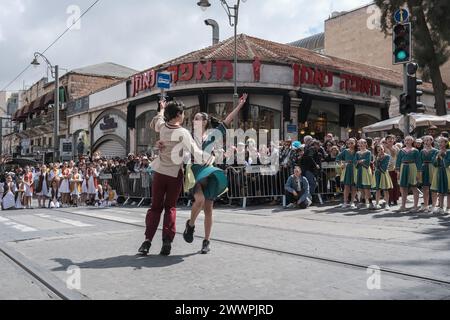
[292,141,302,150]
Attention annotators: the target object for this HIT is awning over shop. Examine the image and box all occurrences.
[33,91,54,112]
[362,113,450,133]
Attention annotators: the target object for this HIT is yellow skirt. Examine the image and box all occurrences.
[372,171,393,190]
[399,163,418,188]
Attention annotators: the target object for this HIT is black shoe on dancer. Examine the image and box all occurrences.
[183,220,195,243]
[201,240,210,254]
[138,240,151,256]
[160,240,172,256]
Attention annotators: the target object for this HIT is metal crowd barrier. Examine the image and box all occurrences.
[97,162,344,209]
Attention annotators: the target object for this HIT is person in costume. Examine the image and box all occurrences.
[70,167,83,207]
[384,135,400,206]
[15,176,25,209]
[2,174,16,210]
[354,139,373,209]
[138,99,207,257]
[87,164,98,205]
[420,136,438,213]
[23,167,34,209]
[103,183,118,207]
[336,138,357,209]
[431,137,450,215]
[35,165,50,209]
[48,178,61,209]
[182,94,248,254]
[372,144,393,210]
[396,136,422,212]
[81,168,89,206]
[59,164,71,207]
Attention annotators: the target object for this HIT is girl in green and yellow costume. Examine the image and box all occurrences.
[355,139,373,209]
[395,136,422,212]
[183,94,248,254]
[372,144,393,210]
[336,138,357,209]
[431,137,450,215]
[420,136,438,213]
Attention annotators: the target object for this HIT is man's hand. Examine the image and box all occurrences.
[293,191,298,197]
[159,100,167,110]
[239,93,248,106]
[156,140,166,151]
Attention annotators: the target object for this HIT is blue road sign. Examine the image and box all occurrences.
[157,72,172,89]
[394,9,409,24]
[287,124,297,133]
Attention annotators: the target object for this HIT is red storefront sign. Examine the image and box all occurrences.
[131,59,381,98]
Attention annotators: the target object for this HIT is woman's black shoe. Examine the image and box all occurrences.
[183,220,195,243]
[201,240,210,254]
[160,240,172,256]
[138,241,151,255]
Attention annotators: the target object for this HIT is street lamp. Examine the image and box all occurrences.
[31,52,60,162]
[197,0,246,128]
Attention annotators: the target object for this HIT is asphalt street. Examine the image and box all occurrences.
[1,202,450,300]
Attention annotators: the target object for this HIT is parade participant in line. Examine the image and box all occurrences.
[70,167,83,207]
[23,167,34,209]
[385,135,400,206]
[59,163,71,207]
[48,178,61,209]
[15,176,25,209]
[431,137,450,215]
[355,139,373,209]
[336,138,357,209]
[138,99,206,257]
[396,136,422,213]
[49,163,60,181]
[420,136,438,212]
[35,165,50,209]
[372,144,393,210]
[87,164,98,205]
[94,184,105,207]
[182,94,248,254]
[2,174,16,210]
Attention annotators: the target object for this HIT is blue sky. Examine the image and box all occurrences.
[0,0,371,91]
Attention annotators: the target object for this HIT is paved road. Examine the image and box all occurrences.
[0,203,449,300]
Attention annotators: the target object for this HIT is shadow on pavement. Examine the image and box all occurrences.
[51,252,198,271]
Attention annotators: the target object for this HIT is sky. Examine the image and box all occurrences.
[0,0,370,92]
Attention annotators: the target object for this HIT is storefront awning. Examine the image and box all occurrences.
[33,91,54,112]
[363,113,450,133]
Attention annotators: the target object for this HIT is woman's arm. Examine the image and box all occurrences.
[223,94,248,127]
[150,100,167,133]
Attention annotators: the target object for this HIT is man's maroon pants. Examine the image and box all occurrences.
[145,170,183,242]
[388,170,400,203]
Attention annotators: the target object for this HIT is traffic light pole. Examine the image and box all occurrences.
[402,63,410,136]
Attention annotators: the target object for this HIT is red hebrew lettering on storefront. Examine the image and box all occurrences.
[361,78,372,95]
[293,64,301,86]
[179,63,194,81]
[167,65,179,83]
[142,70,156,90]
[371,81,381,96]
[314,69,325,87]
[350,76,362,93]
[196,61,213,81]
[301,66,314,85]
[132,74,143,97]
[323,71,334,87]
[253,57,262,82]
[340,74,352,91]
[216,60,233,80]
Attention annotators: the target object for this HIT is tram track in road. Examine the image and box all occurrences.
[52,208,450,288]
[0,243,88,300]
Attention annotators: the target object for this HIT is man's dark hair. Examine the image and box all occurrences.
[164,100,185,122]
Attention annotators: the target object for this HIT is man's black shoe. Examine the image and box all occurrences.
[201,240,210,254]
[138,241,151,255]
[160,240,172,256]
[183,220,195,243]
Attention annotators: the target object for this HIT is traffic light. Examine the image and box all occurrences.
[406,62,424,112]
[399,93,411,115]
[393,23,412,65]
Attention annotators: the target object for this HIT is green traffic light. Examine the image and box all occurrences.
[396,50,408,61]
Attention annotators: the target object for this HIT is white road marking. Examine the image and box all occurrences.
[35,214,94,227]
[2,220,37,232]
[72,211,141,224]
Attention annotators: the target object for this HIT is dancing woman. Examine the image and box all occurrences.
[372,144,393,210]
[420,136,438,212]
[430,137,450,215]
[182,94,248,254]
[354,139,373,209]
[336,138,357,209]
[138,99,206,256]
[396,136,422,212]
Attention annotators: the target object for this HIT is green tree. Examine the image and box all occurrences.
[375,0,450,115]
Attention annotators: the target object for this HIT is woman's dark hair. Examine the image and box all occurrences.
[164,100,185,122]
[195,112,221,129]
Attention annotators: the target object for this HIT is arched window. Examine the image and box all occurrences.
[136,110,158,155]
